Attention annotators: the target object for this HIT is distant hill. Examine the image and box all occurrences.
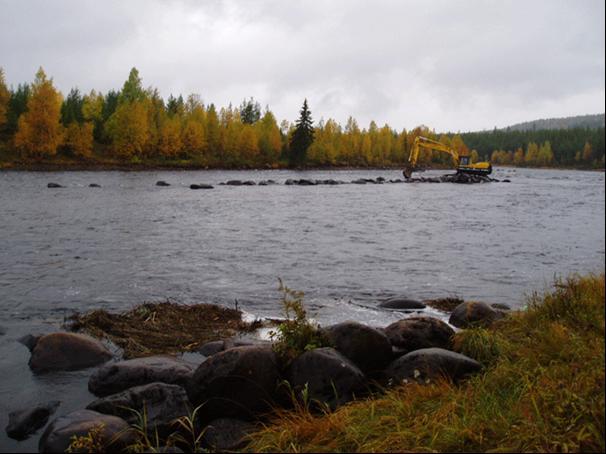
[502,114,605,132]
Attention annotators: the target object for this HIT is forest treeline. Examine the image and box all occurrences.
[0,67,603,169]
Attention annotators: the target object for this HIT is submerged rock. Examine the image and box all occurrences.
[29,332,112,373]
[39,410,134,454]
[286,347,366,409]
[89,356,194,397]
[379,297,426,310]
[18,334,42,352]
[156,181,170,186]
[190,183,214,190]
[202,418,256,451]
[322,322,392,374]
[384,317,455,356]
[47,183,63,188]
[187,345,280,421]
[449,301,499,328]
[87,382,190,437]
[385,348,481,384]
[5,401,60,440]
[89,183,101,188]
[296,179,316,186]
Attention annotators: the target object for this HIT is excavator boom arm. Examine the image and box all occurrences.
[404,136,459,178]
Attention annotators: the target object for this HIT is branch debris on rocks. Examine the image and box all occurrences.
[66,301,263,358]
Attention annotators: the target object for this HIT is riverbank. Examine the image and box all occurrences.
[0,152,602,172]
[247,273,605,453]
[7,273,603,452]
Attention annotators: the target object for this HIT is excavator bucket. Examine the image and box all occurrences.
[403,166,413,179]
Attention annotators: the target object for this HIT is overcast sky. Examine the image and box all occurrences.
[1,0,604,131]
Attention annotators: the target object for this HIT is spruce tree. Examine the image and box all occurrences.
[289,99,314,166]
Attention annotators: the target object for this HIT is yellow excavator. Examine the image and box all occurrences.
[403,136,492,179]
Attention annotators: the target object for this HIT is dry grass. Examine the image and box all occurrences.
[68,301,262,358]
[246,273,605,453]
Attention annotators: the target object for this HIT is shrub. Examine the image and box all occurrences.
[269,279,329,363]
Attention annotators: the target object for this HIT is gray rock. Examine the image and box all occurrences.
[322,322,392,374]
[449,301,499,328]
[89,356,194,397]
[202,418,255,450]
[5,401,60,440]
[29,332,112,373]
[18,334,41,352]
[379,297,426,310]
[47,182,63,188]
[284,179,295,185]
[242,180,256,186]
[87,382,190,437]
[156,181,171,186]
[197,340,226,357]
[491,303,511,311]
[196,338,255,357]
[187,345,280,421]
[226,180,243,186]
[286,347,366,408]
[384,317,455,356]
[190,183,213,190]
[385,348,481,384]
[39,409,135,454]
[351,179,367,184]
[89,183,101,188]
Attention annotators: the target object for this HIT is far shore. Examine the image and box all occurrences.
[0,160,603,173]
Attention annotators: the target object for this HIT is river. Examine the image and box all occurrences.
[0,167,604,451]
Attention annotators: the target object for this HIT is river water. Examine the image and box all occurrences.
[0,167,604,451]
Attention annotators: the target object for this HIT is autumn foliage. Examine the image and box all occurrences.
[0,66,603,168]
[14,68,64,159]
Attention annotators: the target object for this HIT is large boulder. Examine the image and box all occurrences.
[385,348,481,384]
[38,409,135,453]
[202,418,256,451]
[379,298,426,310]
[87,382,190,437]
[322,322,392,374]
[29,332,112,373]
[5,401,60,440]
[89,356,194,397]
[449,301,499,328]
[384,317,455,356]
[285,347,366,408]
[186,346,280,421]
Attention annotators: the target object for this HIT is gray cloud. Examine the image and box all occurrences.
[0,0,603,131]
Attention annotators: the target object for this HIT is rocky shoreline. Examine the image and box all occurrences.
[6,297,509,452]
